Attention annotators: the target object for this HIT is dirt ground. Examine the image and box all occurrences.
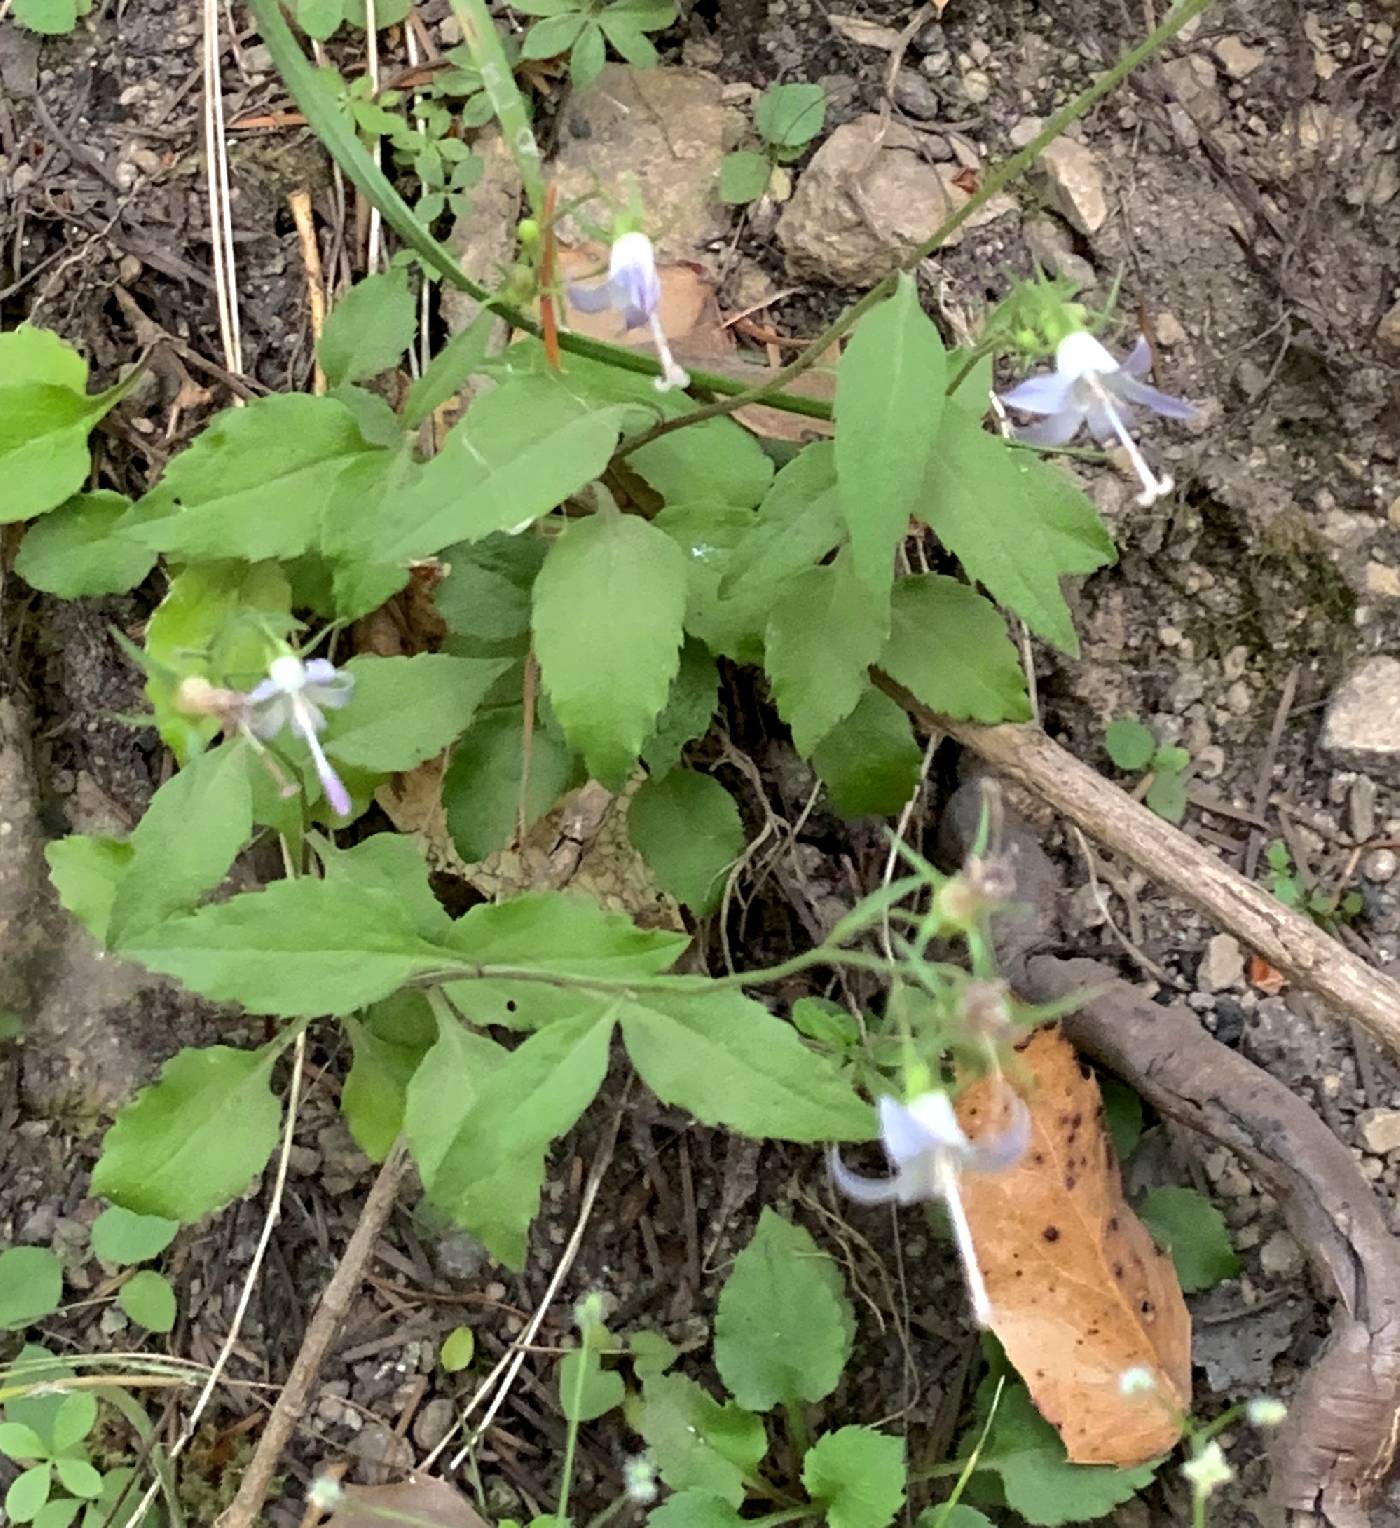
[3,0,1400,1524]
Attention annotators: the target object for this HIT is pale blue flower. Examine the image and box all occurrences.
[1000,330,1200,505]
[246,654,354,818]
[568,230,689,393]
[831,1087,1028,1326]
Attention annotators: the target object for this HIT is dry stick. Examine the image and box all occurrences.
[217,1143,413,1528]
[884,686,1400,1055]
[288,189,328,395]
[202,0,242,377]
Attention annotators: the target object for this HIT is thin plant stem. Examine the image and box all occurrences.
[555,1337,591,1524]
[615,0,1217,456]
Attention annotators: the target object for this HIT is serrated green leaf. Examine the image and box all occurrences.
[879,575,1030,723]
[127,395,371,560]
[6,1464,52,1522]
[324,653,508,772]
[651,501,760,657]
[13,492,155,597]
[766,554,887,756]
[646,1493,747,1528]
[1103,718,1155,771]
[91,1045,283,1223]
[719,151,771,205]
[116,1271,176,1334]
[434,533,544,652]
[0,1248,62,1332]
[966,1381,1156,1526]
[444,707,578,863]
[642,641,718,776]
[440,1325,476,1372]
[639,1375,765,1507]
[620,992,873,1142]
[559,1347,625,1422]
[790,997,858,1051]
[0,325,88,389]
[119,879,459,1017]
[628,769,744,914]
[803,1428,907,1528]
[89,1207,178,1266]
[427,1008,615,1268]
[323,834,451,943]
[811,687,921,819]
[107,743,254,947]
[45,835,133,946]
[713,1209,853,1410]
[296,0,344,39]
[373,379,632,561]
[404,1006,507,1186]
[920,409,1114,655]
[836,274,946,598]
[631,414,774,514]
[534,511,687,788]
[318,271,416,386]
[1138,1186,1239,1293]
[754,82,826,149]
[329,382,404,448]
[404,309,495,428]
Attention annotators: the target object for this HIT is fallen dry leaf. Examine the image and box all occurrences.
[323,1477,490,1528]
[1248,953,1287,994]
[956,1026,1190,1466]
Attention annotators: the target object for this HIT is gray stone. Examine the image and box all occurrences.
[241,43,273,75]
[349,1420,412,1472]
[551,65,728,268]
[1359,1107,1400,1154]
[777,115,1016,287]
[1200,933,1245,992]
[893,68,941,121]
[1364,848,1398,882]
[1258,1228,1304,1280]
[1321,657,1400,781]
[1023,214,1095,289]
[412,1397,457,1451]
[1379,299,1400,352]
[1034,136,1109,235]
[1163,54,1225,126]
[1213,36,1266,79]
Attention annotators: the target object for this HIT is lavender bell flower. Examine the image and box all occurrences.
[246,654,355,818]
[831,1088,1029,1326]
[999,331,1201,507]
[568,230,690,393]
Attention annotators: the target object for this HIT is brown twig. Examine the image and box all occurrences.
[217,1143,412,1528]
[887,687,1400,1057]
[288,189,328,396]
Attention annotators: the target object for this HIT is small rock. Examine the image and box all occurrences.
[349,1421,412,1472]
[1213,36,1266,79]
[1009,115,1043,149]
[412,1398,457,1451]
[241,43,273,74]
[1200,933,1245,992]
[1350,776,1377,841]
[1033,136,1108,235]
[1365,562,1400,598]
[1379,299,1400,352]
[920,50,952,79]
[1155,311,1187,347]
[1258,1229,1304,1279]
[911,18,944,53]
[439,12,462,44]
[1364,848,1398,883]
[777,115,1016,286]
[827,14,903,51]
[893,68,941,121]
[1023,214,1095,288]
[1360,1107,1400,1155]
[1163,54,1225,126]
[1321,658,1400,782]
[960,68,992,104]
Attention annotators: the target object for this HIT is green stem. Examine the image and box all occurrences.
[783,1398,811,1464]
[747,1510,816,1528]
[615,0,1216,455]
[556,1339,593,1524]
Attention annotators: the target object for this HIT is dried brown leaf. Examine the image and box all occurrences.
[956,1026,1190,1466]
[323,1477,490,1528]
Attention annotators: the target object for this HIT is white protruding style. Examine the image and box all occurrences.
[245,654,355,818]
[568,230,690,393]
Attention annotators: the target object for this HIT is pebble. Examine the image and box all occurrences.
[350,1421,412,1472]
[412,1398,457,1451]
[1321,657,1400,782]
[893,68,941,121]
[241,43,273,74]
[1364,849,1398,883]
[1163,54,1225,126]
[1360,1108,1400,1154]
[1034,136,1108,234]
[1259,1229,1304,1279]
[439,13,462,44]
[1213,36,1266,78]
[1200,933,1245,992]
[961,68,992,103]
[911,18,944,52]
[1350,776,1378,841]
[1155,311,1187,347]
[1365,561,1400,598]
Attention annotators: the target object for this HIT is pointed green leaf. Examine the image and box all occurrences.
[403,308,495,428]
[91,1045,283,1222]
[318,271,416,386]
[879,575,1030,723]
[646,1491,748,1528]
[619,990,874,1141]
[628,769,744,914]
[920,408,1114,654]
[643,640,719,775]
[14,492,155,597]
[559,1347,625,1422]
[1138,1186,1239,1293]
[45,835,133,946]
[811,687,921,819]
[766,553,886,755]
[534,511,687,788]
[638,1375,764,1507]
[836,274,946,598]
[713,1210,854,1410]
[404,1006,507,1185]
[444,707,578,863]
[440,1325,476,1372]
[342,1016,428,1161]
